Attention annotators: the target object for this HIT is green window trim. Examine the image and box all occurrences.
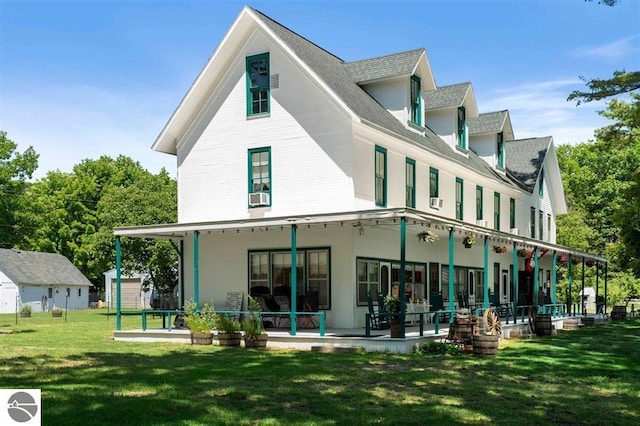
[530,207,536,238]
[356,257,427,306]
[539,210,544,240]
[456,177,464,220]
[509,198,516,229]
[547,214,552,239]
[476,185,483,221]
[410,75,421,126]
[539,167,545,197]
[405,158,416,208]
[375,146,387,207]
[494,192,501,231]
[429,167,439,198]
[248,147,272,207]
[457,106,467,149]
[246,53,270,117]
[497,132,505,169]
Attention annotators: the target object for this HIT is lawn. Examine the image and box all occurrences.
[1,310,638,425]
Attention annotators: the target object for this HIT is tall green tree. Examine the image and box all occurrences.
[0,131,39,248]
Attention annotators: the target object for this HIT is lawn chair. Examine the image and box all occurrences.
[273,295,291,328]
[367,290,389,330]
[297,291,320,329]
[431,292,450,323]
[256,295,277,328]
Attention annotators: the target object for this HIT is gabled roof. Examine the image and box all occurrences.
[424,82,471,110]
[344,49,425,83]
[0,249,93,287]
[468,110,508,135]
[505,137,551,192]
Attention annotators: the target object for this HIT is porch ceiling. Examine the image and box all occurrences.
[113,208,606,263]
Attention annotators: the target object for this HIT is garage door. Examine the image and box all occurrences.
[111,278,143,309]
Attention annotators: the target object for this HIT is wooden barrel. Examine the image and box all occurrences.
[455,319,473,340]
[473,334,499,356]
[191,332,213,345]
[217,332,241,347]
[581,317,595,326]
[611,306,627,320]
[244,334,268,349]
[563,318,580,330]
[535,314,552,337]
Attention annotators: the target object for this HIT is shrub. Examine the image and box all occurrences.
[416,341,463,356]
[20,305,32,313]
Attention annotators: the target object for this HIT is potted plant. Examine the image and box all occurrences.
[20,305,31,318]
[417,230,438,243]
[215,314,242,347]
[52,308,63,317]
[241,296,267,349]
[493,245,507,253]
[383,295,402,338]
[184,299,216,345]
[463,235,476,248]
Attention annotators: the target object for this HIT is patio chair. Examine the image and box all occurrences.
[457,291,469,309]
[273,295,291,328]
[256,295,277,328]
[297,291,320,329]
[431,292,450,323]
[367,290,389,330]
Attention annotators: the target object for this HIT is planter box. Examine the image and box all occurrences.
[20,312,31,318]
[190,332,213,345]
[52,311,63,317]
[244,334,268,349]
[217,332,241,347]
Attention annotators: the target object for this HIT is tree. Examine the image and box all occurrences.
[568,71,640,105]
[0,131,39,248]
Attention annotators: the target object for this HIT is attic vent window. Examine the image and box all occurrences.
[270,74,279,89]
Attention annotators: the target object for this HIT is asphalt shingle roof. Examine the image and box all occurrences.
[505,137,551,192]
[251,8,520,189]
[344,49,424,83]
[0,249,93,287]
[468,110,508,135]
[425,83,471,110]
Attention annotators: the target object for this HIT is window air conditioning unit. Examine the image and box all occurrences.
[510,227,519,235]
[248,192,270,207]
[430,197,443,209]
[476,220,489,227]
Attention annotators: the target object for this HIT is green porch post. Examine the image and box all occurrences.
[400,216,406,338]
[483,236,489,309]
[581,258,586,315]
[115,236,122,331]
[604,262,608,314]
[193,231,200,307]
[290,224,298,336]
[568,255,573,315]
[595,262,599,313]
[512,243,518,309]
[551,251,557,305]
[180,240,185,307]
[533,247,539,310]
[448,228,454,320]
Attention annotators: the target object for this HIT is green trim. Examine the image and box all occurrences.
[476,185,483,221]
[193,231,200,308]
[248,147,272,208]
[494,192,501,231]
[429,167,439,198]
[539,210,544,240]
[246,52,270,117]
[375,145,387,207]
[115,236,121,331]
[410,75,421,126]
[497,132,505,169]
[483,236,489,309]
[457,106,467,149]
[290,225,297,336]
[455,178,464,220]
[509,197,516,229]
[539,167,545,197]
[405,158,416,208]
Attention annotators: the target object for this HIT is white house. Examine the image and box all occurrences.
[114,7,605,332]
[0,248,92,313]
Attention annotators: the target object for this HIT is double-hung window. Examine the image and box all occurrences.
[539,210,544,240]
[410,75,421,125]
[497,132,505,169]
[246,53,270,116]
[248,147,271,206]
[547,214,552,241]
[476,186,483,221]
[457,106,467,149]
[494,192,501,230]
[429,167,439,198]
[406,158,415,208]
[456,178,464,220]
[509,198,516,229]
[530,207,536,238]
[375,146,387,207]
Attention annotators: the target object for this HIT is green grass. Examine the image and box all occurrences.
[1,310,639,425]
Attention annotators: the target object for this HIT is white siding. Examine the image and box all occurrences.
[360,78,407,124]
[425,109,456,149]
[469,134,496,168]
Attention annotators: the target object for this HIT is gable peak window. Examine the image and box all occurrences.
[410,75,421,126]
[246,53,270,116]
[457,106,467,149]
[497,132,505,168]
[539,167,545,197]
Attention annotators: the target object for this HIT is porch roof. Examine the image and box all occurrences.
[113,208,606,263]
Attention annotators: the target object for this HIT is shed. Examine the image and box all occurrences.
[0,249,92,313]
[103,269,152,309]
[578,287,597,313]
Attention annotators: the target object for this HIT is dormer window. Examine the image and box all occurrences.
[539,167,545,197]
[410,75,421,126]
[497,132,505,168]
[457,106,467,149]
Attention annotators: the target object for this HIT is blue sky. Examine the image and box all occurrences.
[1,0,639,179]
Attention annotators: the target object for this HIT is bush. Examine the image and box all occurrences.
[20,305,32,313]
[183,299,216,333]
[416,341,463,356]
[52,308,63,314]
[216,314,241,333]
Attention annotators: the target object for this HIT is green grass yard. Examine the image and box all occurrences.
[1,310,638,425]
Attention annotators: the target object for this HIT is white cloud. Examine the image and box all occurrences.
[0,83,178,180]
[572,35,640,60]
[478,78,612,145]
